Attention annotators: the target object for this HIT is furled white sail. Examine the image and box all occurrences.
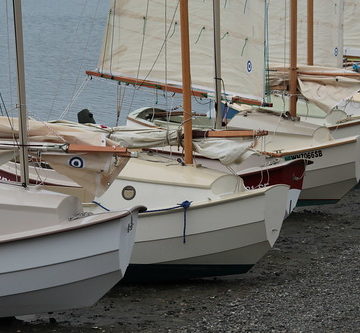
[50,120,255,165]
[0,117,131,196]
[268,0,344,68]
[97,0,267,102]
[0,117,106,146]
[269,65,360,112]
[41,152,129,197]
[343,0,360,56]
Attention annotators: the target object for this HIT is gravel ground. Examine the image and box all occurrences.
[1,186,359,333]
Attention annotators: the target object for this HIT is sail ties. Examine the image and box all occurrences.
[169,21,178,39]
[243,0,249,14]
[194,27,205,44]
[241,38,249,56]
[221,32,229,40]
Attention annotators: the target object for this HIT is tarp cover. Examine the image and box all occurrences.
[0,117,129,196]
[50,120,255,165]
[269,65,360,112]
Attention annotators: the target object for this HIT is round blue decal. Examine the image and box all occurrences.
[69,157,84,168]
[247,60,253,73]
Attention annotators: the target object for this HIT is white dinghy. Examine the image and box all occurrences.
[89,156,289,281]
[0,150,290,282]
[0,185,143,317]
[15,0,290,282]
[0,0,144,316]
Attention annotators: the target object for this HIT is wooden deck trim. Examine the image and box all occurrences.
[298,71,360,78]
[192,129,268,138]
[261,138,357,157]
[231,96,273,107]
[67,144,130,156]
[0,210,130,244]
[127,116,160,129]
[327,119,360,130]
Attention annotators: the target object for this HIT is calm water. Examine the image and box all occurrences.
[0,0,210,127]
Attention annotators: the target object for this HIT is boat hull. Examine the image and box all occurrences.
[0,160,289,282]
[198,157,305,215]
[122,184,288,282]
[0,187,139,317]
[282,138,360,205]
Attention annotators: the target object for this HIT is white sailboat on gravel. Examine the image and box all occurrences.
[80,0,307,216]
[225,0,360,205]
[0,0,144,317]
[85,0,292,281]
[119,0,360,206]
[7,0,291,282]
[264,0,360,138]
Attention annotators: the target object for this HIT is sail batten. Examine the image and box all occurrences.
[97,0,267,103]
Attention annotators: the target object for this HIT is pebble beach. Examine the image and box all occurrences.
[1,186,359,333]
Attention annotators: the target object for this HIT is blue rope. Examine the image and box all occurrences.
[146,201,193,243]
[180,200,192,243]
[93,200,192,243]
[92,200,110,211]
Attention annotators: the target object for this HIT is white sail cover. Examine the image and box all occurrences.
[51,120,254,165]
[97,0,267,102]
[41,152,129,197]
[269,65,360,112]
[343,1,360,55]
[0,117,130,196]
[268,0,344,68]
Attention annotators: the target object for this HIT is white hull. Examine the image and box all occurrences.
[0,185,141,317]
[128,108,360,206]
[246,94,360,140]
[88,162,289,280]
[282,137,360,204]
[2,156,289,282]
[126,185,288,280]
[227,111,360,205]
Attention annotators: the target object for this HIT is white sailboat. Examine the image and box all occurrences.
[20,0,290,281]
[261,0,360,138]
[112,0,360,206]
[0,0,144,317]
[82,0,305,214]
[224,0,360,204]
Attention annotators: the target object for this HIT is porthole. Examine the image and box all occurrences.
[122,185,136,200]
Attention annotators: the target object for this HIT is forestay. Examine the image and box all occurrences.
[97,0,267,103]
[268,0,344,68]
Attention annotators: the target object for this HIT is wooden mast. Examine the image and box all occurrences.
[289,0,298,118]
[179,0,193,165]
[307,0,314,65]
[13,0,29,187]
